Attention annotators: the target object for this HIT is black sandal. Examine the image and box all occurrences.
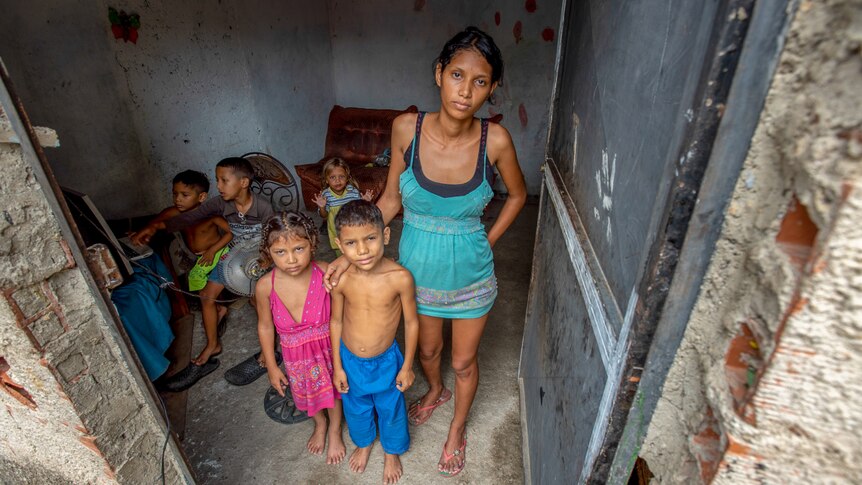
[224,351,282,386]
[159,358,220,392]
[263,386,310,424]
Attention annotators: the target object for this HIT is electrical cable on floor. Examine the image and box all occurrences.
[156,391,171,485]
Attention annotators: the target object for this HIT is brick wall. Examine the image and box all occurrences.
[0,111,190,483]
[641,1,862,482]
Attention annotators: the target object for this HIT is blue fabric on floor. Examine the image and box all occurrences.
[111,254,175,380]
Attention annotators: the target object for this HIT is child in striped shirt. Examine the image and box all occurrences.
[312,158,373,256]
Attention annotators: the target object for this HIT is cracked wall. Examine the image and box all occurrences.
[0,112,190,483]
[641,0,862,482]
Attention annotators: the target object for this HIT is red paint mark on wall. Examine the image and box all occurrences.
[542,27,555,42]
[518,103,528,127]
[513,21,523,43]
[494,11,501,26]
[525,0,537,13]
[413,0,426,12]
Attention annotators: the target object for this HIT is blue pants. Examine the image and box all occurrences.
[340,341,409,455]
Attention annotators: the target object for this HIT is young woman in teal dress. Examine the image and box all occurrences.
[326,27,526,477]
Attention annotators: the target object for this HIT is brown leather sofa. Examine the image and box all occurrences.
[295,104,418,211]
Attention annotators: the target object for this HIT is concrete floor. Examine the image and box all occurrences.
[181,199,537,484]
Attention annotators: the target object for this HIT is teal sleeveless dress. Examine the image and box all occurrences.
[398,112,497,319]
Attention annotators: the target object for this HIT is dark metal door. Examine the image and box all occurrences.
[517,0,789,482]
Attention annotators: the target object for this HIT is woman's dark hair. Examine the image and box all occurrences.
[258,211,318,267]
[435,26,504,85]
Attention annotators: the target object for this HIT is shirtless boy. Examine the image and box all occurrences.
[146,170,232,292]
[329,200,418,485]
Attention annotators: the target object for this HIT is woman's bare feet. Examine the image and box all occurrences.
[192,343,222,366]
[307,413,327,455]
[407,385,449,425]
[348,444,373,473]
[383,453,403,484]
[326,422,346,464]
[438,426,467,476]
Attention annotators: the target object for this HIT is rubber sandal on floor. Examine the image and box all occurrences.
[439,436,467,478]
[224,351,282,386]
[408,388,452,425]
[263,386,310,425]
[160,358,221,393]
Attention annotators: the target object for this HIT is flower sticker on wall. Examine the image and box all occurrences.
[109,7,140,44]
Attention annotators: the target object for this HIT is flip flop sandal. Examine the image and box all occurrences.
[224,351,283,386]
[160,358,221,393]
[439,436,467,478]
[408,388,452,426]
[263,386,310,425]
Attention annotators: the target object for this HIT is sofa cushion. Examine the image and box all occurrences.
[324,105,418,165]
[296,105,418,210]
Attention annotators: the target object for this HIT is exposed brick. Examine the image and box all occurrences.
[26,311,66,349]
[776,196,818,272]
[104,393,141,427]
[690,407,726,484]
[48,269,99,330]
[116,432,161,484]
[62,374,102,416]
[10,284,50,320]
[56,352,89,383]
[78,434,103,457]
[725,321,762,425]
[58,239,77,269]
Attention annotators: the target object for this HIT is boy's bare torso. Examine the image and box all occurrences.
[161,206,224,254]
[182,217,224,254]
[337,258,409,357]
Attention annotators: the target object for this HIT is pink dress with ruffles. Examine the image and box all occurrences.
[270,263,339,416]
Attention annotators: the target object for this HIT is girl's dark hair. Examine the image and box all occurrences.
[258,211,318,267]
[435,26,504,85]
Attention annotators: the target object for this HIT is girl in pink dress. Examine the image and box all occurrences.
[256,211,345,464]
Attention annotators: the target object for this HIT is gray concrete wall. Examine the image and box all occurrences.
[1,1,557,222]
[0,0,334,219]
[641,0,862,482]
[0,113,190,482]
[327,0,562,195]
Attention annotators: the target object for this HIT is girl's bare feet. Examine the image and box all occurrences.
[326,422,346,464]
[349,444,373,473]
[383,453,403,484]
[307,413,327,455]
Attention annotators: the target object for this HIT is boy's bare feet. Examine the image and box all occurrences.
[192,344,222,366]
[326,424,346,464]
[307,414,327,455]
[349,444,373,473]
[383,453,403,484]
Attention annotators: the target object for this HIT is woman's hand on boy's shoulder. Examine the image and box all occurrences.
[323,255,351,292]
